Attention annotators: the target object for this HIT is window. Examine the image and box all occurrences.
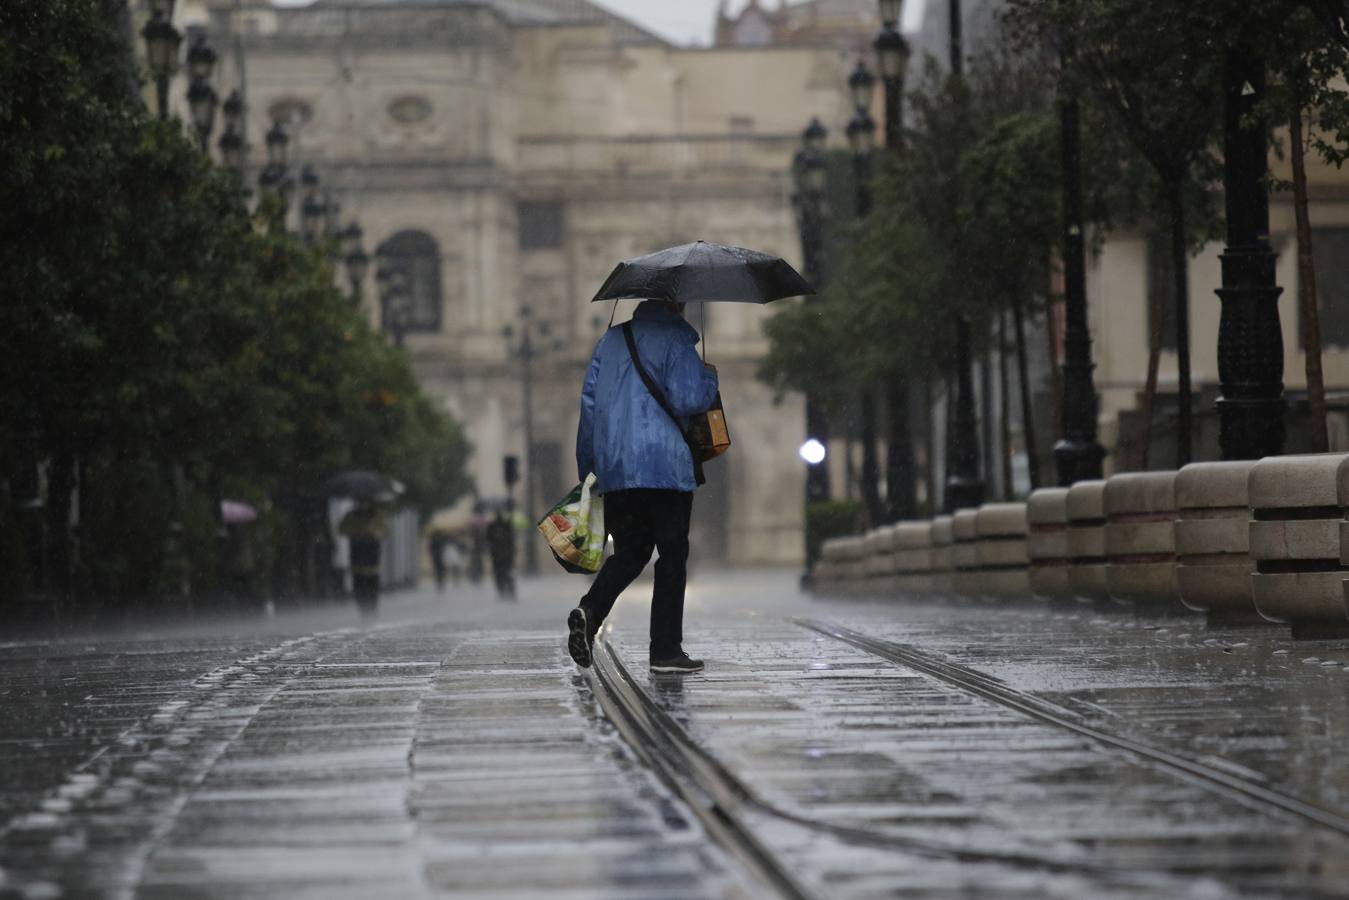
[387,95,433,125]
[267,97,312,129]
[1146,230,1177,352]
[518,201,564,250]
[376,231,442,334]
[1310,227,1349,348]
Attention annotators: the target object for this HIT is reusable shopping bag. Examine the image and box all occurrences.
[537,472,606,574]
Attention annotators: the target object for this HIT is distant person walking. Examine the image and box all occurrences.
[340,501,386,616]
[429,530,449,593]
[568,299,718,674]
[485,510,516,599]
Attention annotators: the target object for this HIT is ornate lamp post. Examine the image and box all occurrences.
[342,224,370,305]
[141,11,182,120]
[793,119,831,512]
[1052,38,1106,485]
[185,35,218,154]
[875,1,916,521]
[300,166,324,243]
[503,306,561,575]
[1216,42,1285,459]
[942,0,984,512]
[218,89,245,175]
[846,62,885,527]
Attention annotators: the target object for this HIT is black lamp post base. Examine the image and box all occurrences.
[1217,396,1286,461]
[1216,245,1285,461]
[1053,437,1106,486]
[944,475,985,512]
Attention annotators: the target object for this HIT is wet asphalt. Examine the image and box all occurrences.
[3,569,1349,898]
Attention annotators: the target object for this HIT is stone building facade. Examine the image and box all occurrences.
[202,0,854,564]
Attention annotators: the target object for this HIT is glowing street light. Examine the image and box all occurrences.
[799,438,827,466]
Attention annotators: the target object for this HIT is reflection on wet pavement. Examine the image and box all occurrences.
[4,570,1349,897]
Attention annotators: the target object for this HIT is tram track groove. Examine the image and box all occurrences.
[798,617,1349,839]
[587,630,1146,887]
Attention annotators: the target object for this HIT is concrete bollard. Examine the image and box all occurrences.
[951,509,981,599]
[1027,488,1074,605]
[891,521,935,595]
[832,535,867,593]
[1066,480,1112,607]
[1175,460,1263,626]
[862,525,897,594]
[1104,471,1183,612]
[1249,453,1349,639]
[975,503,1031,599]
[930,515,954,597]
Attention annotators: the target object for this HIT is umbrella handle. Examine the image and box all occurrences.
[700,304,707,363]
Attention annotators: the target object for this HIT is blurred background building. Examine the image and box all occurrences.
[199,0,857,564]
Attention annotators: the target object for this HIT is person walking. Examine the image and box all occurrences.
[429,529,449,593]
[339,501,386,616]
[567,299,719,674]
[485,510,516,599]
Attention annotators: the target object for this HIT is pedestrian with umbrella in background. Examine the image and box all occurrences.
[566,241,812,674]
[327,470,401,617]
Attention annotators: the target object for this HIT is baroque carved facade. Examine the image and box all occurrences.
[204,0,853,563]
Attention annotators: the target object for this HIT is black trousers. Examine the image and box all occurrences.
[581,488,693,658]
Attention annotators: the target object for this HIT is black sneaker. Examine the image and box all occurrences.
[567,607,593,669]
[649,652,704,674]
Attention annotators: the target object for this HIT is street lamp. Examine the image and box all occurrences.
[875,1,916,521]
[503,305,562,575]
[185,34,218,153]
[265,119,289,168]
[848,59,876,113]
[141,12,182,120]
[1052,39,1106,485]
[218,90,245,174]
[300,166,324,243]
[342,224,369,304]
[185,31,217,81]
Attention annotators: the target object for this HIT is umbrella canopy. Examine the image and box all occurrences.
[324,469,405,502]
[220,499,258,524]
[590,240,814,305]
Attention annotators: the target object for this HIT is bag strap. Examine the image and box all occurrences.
[622,322,705,487]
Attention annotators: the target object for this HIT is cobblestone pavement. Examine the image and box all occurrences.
[3,570,1349,898]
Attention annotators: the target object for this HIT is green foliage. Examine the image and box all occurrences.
[805,499,865,568]
[0,0,473,609]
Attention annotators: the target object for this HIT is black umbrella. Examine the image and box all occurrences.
[324,469,404,502]
[590,240,814,305]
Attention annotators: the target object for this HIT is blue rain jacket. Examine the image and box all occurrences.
[576,301,720,493]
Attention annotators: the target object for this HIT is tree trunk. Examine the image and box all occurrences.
[859,389,884,527]
[1168,184,1193,467]
[998,309,1014,499]
[46,451,76,620]
[1011,293,1040,489]
[1292,107,1329,452]
[885,375,916,522]
[924,376,938,516]
[1136,257,1164,470]
[980,345,996,498]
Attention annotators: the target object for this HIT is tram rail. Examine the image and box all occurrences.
[587,630,1149,895]
[798,617,1349,839]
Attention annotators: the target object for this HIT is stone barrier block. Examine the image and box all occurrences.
[929,515,954,597]
[951,509,980,599]
[975,503,1030,598]
[1104,471,1182,611]
[862,525,896,579]
[891,521,935,594]
[1066,480,1111,606]
[1027,488,1073,603]
[1249,452,1349,638]
[1175,460,1262,625]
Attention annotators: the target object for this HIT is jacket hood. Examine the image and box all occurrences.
[633,300,700,345]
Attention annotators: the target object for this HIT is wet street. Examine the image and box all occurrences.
[4,570,1349,898]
